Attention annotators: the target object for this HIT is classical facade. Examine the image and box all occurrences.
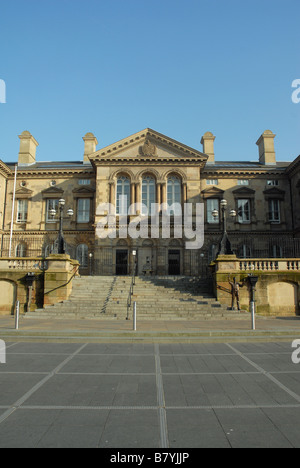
[0,128,299,276]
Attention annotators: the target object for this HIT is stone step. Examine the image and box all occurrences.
[27,275,235,321]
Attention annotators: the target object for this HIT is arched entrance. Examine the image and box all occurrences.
[268,281,299,315]
[0,280,17,315]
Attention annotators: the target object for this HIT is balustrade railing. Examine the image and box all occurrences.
[239,259,300,272]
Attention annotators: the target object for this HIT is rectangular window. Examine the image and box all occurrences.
[206,179,218,185]
[237,199,251,223]
[206,199,219,223]
[78,179,91,185]
[77,198,90,223]
[268,199,280,223]
[16,200,28,223]
[267,180,279,186]
[46,199,59,223]
[238,180,249,185]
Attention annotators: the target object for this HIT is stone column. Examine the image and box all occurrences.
[109,182,115,214]
[156,183,161,213]
[136,182,141,215]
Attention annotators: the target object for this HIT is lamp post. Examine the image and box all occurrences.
[200,252,205,278]
[50,199,74,254]
[132,249,137,284]
[212,199,236,256]
[89,252,93,276]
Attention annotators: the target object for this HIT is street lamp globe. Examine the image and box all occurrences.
[67,208,74,218]
[212,209,219,219]
[229,209,237,217]
[220,199,228,208]
[59,199,65,207]
[49,208,56,218]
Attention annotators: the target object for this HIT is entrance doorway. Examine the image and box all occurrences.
[116,250,128,275]
[168,250,181,275]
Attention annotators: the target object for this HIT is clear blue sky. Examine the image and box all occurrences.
[0,0,299,163]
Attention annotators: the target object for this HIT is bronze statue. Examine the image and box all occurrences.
[228,276,244,310]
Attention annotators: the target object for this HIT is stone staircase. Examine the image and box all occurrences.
[26,275,249,321]
[127,276,248,320]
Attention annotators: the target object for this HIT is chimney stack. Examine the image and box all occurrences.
[256,130,276,165]
[83,132,98,163]
[201,132,216,164]
[18,131,38,165]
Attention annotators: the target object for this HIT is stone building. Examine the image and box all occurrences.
[0,128,299,276]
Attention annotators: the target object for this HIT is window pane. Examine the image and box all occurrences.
[76,244,88,267]
[269,199,280,222]
[77,198,90,223]
[17,200,28,223]
[116,176,130,215]
[142,176,156,215]
[15,243,26,257]
[237,199,250,223]
[46,199,59,222]
[167,176,181,215]
[207,199,219,223]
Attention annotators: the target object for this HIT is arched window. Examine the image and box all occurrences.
[239,244,252,258]
[142,175,156,215]
[116,176,130,215]
[15,243,27,257]
[271,245,283,258]
[167,176,181,215]
[76,244,88,268]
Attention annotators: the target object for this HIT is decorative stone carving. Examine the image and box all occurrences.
[139,139,157,157]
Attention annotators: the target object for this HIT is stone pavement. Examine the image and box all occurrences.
[0,314,300,343]
[0,340,300,448]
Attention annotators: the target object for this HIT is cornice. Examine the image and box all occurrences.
[10,167,95,179]
[285,155,300,177]
[203,167,288,178]
[0,160,13,177]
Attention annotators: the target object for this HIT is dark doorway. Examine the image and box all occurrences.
[168,250,181,275]
[116,250,128,275]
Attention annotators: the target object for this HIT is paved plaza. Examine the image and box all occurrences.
[1,340,300,448]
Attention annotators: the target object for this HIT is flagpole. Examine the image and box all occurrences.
[9,164,17,257]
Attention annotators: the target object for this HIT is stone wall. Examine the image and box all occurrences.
[0,255,79,315]
[212,255,300,316]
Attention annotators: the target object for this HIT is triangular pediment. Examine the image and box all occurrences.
[14,187,33,196]
[41,186,64,195]
[201,187,224,198]
[88,128,208,165]
[72,187,95,195]
[263,187,285,195]
[232,187,256,195]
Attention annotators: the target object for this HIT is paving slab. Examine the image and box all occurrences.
[0,341,300,448]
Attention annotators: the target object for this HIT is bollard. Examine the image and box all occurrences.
[15,301,20,330]
[133,301,137,331]
[250,301,256,330]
